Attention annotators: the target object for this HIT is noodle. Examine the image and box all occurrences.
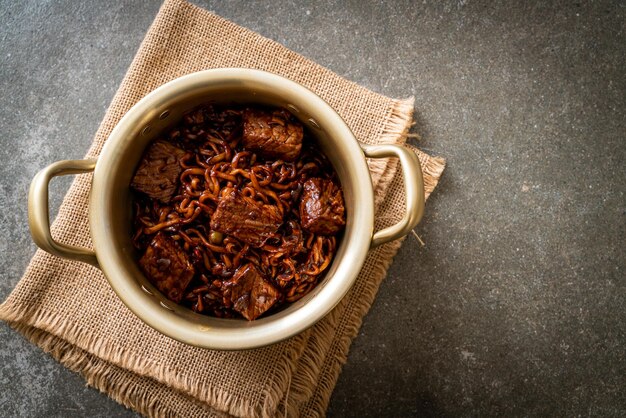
[132,104,344,319]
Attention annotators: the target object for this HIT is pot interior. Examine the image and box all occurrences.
[91,70,374,348]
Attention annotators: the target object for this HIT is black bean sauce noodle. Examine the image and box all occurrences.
[131,104,346,320]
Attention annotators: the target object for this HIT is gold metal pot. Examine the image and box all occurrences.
[28,69,424,349]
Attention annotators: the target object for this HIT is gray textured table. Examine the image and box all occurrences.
[1,1,624,417]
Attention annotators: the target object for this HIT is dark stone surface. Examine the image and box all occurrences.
[0,0,624,416]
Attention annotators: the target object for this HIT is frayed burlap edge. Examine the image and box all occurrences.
[0,301,307,418]
[13,323,221,418]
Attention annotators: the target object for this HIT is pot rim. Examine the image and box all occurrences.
[89,69,375,349]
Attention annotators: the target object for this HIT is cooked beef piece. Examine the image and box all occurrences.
[300,178,346,235]
[210,187,283,248]
[225,263,280,320]
[131,140,185,203]
[242,109,303,161]
[139,232,195,303]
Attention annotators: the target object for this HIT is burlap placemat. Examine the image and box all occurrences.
[0,0,445,416]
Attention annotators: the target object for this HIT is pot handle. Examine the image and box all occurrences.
[28,159,99,267]
[361,144,425,248]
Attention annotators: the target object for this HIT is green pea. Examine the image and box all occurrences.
[209,231,224,245]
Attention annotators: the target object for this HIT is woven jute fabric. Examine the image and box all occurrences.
[0,0,445,416]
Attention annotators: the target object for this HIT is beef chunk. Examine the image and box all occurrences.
[139,232,195,303]
[242,109,303,161]
[210,187,283,247]
[300,178,346,235]
[131,140,185,203]
[226,263,280,320]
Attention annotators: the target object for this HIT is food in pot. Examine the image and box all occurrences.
[300,178,346,235]
[138,232,194,303]
[131,104,346,320]
[224,263,280,321]
[130,140,186,203]
[241,108,303,161]
[210,186,283,248]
